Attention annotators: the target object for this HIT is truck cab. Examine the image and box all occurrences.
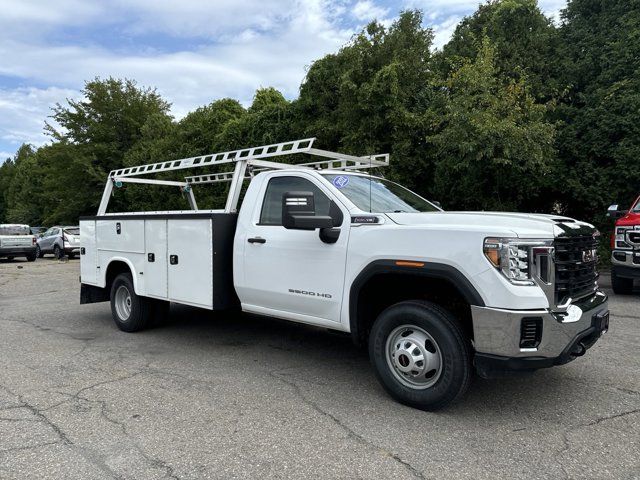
[608,195,640,294]
[79,138,609,410]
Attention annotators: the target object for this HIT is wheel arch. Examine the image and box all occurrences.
[104,258,139,294]
[349,260,485,346]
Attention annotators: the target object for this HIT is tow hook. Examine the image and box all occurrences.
[570,342,586,358]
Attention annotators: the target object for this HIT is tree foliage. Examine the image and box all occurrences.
[0,0,637,244]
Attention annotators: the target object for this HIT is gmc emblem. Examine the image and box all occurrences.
[582,248,596,263]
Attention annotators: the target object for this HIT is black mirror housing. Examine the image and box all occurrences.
[607,204,628,219]
[282,191,333,230]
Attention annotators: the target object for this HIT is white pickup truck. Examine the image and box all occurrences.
[79,139,609,410]
[0,224,37,261]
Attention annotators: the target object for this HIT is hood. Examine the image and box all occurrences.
[617,211,640,227]
[384,211,596,239]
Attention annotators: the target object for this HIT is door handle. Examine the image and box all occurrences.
[247,237,266,244]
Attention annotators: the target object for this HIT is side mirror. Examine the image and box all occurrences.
[282,191,343,244]
[432,200,442,209]
[607,204,628,219]
[282,191,333,230]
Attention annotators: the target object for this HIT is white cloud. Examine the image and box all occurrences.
[0,0,567,156]
[0,86,79,152]
[352,1,389,21]
[432,15,462,49]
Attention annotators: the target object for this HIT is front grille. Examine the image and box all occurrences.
[554,235,598,304]
[520,317,542,349]
[628,231,640,246]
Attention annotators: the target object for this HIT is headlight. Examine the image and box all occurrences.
[483,238,536,285]
[614,227,631,249]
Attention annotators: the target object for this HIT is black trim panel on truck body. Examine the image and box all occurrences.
[348,259,485,342]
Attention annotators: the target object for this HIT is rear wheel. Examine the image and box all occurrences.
[369,300,472,411]
[26,252,36,262]
[110,273,152,332]
[612,270,634,295]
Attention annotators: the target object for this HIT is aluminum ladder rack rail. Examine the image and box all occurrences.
[97,138,389,215]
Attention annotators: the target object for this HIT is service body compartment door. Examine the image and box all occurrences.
[80,220,97,284]
[144,220,168,299]
[167,219,213,308]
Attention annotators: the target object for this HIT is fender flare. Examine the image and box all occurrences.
[103,257,139,294]
[348,259,485,341]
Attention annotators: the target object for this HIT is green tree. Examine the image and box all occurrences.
[428,39,556,211]
[553,0,640,220]
[4,144,44,224]
[0,156,16,222]
[43,78,172,217]
[298,11,439,196]
[441,0,559,99]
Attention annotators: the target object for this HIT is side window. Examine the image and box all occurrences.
[51,228,60,236]
[259,176,331,226]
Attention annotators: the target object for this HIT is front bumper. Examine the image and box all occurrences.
[612,263,640,280]
[471,291,608,376]
[0,246,36,256]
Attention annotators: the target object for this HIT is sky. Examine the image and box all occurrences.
[0,0,567,161]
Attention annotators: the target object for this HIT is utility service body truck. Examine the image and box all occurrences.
[79,138,609,410]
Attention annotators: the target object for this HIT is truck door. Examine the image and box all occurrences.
[239,173,349,324]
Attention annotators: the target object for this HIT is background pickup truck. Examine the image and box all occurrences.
[0,224,37,261]
[79,139,609,410]
[608,196,640,294]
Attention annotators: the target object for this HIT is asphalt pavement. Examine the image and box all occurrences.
[0,257,638,479]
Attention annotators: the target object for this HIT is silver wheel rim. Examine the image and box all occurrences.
[114,285,132,321]
[386,324,443,389]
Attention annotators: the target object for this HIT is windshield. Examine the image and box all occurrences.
[322,174,439,213]
[0,225,30,235]
[633,198,640,213]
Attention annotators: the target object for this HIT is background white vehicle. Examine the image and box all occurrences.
[0,224,37,261]
[36,226,81,259]
[79,139,609,410]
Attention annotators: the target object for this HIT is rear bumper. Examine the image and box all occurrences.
[64,246,80,254]
[471,291,609,377]
[0,246,36,256]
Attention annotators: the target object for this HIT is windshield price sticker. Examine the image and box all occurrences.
[332,175,349,189]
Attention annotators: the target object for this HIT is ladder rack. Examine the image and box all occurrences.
[97,138,389,215]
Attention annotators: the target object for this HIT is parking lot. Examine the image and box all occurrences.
[0,257,638,479]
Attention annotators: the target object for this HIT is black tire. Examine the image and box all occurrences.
[35,245,44,258]
[26,253,37,262]
[53,244,64,259]
[369,300,472,411]
[612,270,634,295]
[109,273,152,332]
[68,253,75,259]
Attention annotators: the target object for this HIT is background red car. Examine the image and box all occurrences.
[608,195,640,294]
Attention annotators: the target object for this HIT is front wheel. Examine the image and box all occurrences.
[110,273,152,332]
[53,244,63,259]
[35,245,44,258]
[369,301,472,411]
